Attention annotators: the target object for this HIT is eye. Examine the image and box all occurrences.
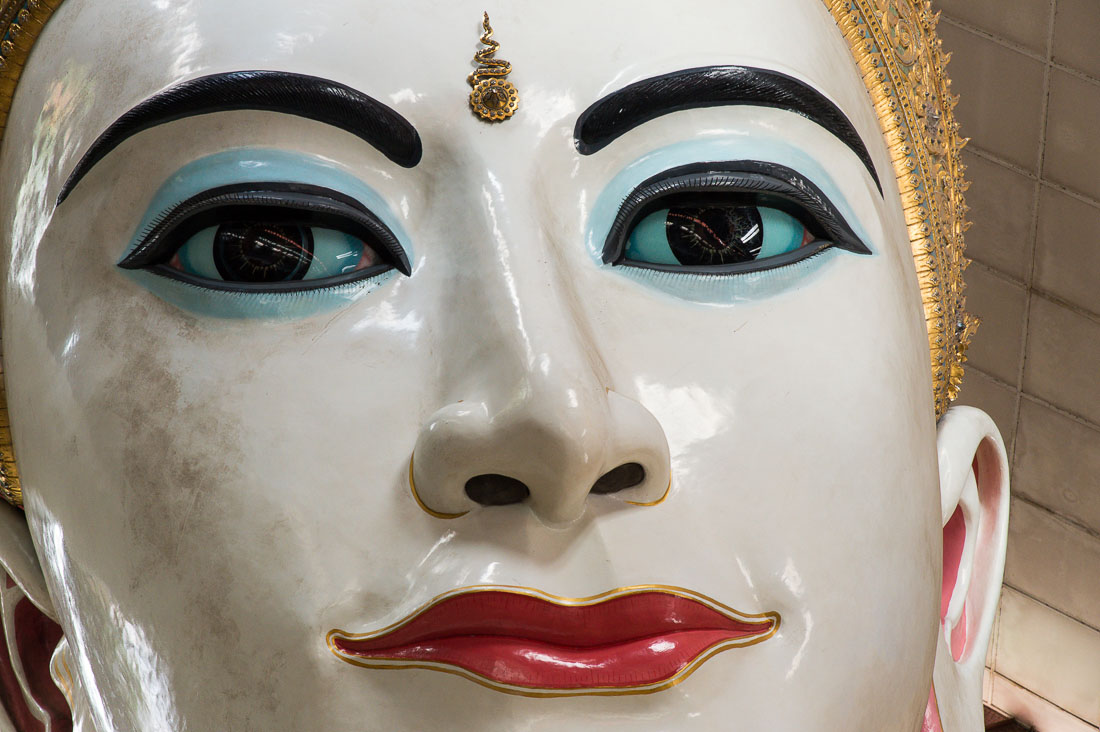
[170,223,379,283]
[120,182,410,292]
[605,161,870,274]
[625,205,815,267]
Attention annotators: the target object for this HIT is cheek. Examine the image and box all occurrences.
[581,239,941,677]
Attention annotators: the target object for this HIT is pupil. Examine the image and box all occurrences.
[213,222,314,282]
[665,206,764,266]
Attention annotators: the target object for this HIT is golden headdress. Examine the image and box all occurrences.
[823,0,977,419]
[0,0,974,507]
[0,0,66,507]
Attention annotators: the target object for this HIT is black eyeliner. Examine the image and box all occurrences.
[119,182,411,277]
[603,160,871,275]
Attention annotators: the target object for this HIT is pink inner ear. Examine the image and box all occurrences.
[942,504,969,661]
[951,602,969,661]
[922,683,944,732]
[941,506,965,619]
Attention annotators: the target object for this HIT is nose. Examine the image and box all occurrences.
[412,388,670,524]
[409,170,670,525]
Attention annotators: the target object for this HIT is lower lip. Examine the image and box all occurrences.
[329,589,777,692]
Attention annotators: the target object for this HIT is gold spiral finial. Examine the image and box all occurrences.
[468,11,518,122]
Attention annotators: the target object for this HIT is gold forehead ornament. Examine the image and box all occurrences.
[468,12,518,122]
[0,0,972,508]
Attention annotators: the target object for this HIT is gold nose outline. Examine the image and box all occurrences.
[409,454,469,519]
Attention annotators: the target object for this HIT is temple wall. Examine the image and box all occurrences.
[937,1,1100,729]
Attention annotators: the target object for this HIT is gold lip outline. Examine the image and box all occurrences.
[327,583,780,698]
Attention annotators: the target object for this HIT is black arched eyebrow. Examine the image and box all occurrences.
[56,70,423,205]
[574,66,881,195]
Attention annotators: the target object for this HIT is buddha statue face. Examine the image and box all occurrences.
[0,0,1010,729]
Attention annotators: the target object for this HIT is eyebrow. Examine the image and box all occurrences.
[575,66,881,194]
[56,70,423,205]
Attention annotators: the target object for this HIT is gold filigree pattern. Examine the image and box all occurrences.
[823,0,977,419]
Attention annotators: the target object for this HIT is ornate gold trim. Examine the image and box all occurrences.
[328,583,780,698]
[0,0,67,508]
[467,12,518,122]
[0,359,20,507]
[822,0,977,419]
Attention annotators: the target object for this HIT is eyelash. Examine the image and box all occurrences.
[603,160,870,275]
[118,182,410,293]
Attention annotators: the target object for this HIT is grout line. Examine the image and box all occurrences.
[1029,288,1100,325]
[1008,0,1059,477]
[966,365,1016,391]
[965,144,1040,180]
[1002,583,1100,638]
[1051,60,1100,88]
[939,14,1100,88]
[988,593,1001,677]
[1012,493,1100,546]
[969,259,1025,287]
[1018,390,1100,434]
[1039,179,1100,213]
[939,16,1047,63]
[988,671,1100,729]
[965,145,1100,213]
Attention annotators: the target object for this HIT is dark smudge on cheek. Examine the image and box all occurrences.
[66,296,298,720]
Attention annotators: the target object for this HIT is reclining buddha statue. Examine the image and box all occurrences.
[0,0,1009,729]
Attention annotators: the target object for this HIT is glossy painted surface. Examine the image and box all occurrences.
[0,0,1006,729]
[328,586,778,694]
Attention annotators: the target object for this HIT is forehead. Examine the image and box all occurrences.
[19,0,885,183]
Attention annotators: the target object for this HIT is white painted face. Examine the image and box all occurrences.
[0,0,1004,729]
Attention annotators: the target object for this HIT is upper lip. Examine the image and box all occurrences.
[327,585,779,696]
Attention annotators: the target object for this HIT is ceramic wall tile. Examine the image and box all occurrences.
[1053,0,1100,80]
[938,22,1047,172]
[1004,498,1100,630]
[1023,295,1100,425]
[963,264,1027,385]
[961,151,1035,281]
[955,367,1017,457]
[996,587,1100,723]
[1014,397,1100,535]
[1035,186,1100,317]
[935,2,1050,55]
[1043,70,1100,202]
[990,672,1099,732]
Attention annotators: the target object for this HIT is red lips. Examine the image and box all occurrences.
[328,587,778,695]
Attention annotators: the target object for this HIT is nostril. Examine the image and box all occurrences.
[465,474,531,506]
[590,463,646,495]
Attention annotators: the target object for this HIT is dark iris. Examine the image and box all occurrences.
[664,206,764,266]
[212,222,315,282]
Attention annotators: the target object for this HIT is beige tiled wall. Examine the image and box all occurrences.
[934,0,1100,729]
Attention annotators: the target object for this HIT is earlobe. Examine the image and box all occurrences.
[0,502,53,621]
[935,406,1010,681]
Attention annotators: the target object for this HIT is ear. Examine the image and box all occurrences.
[0,502,53,621]
[931,406,1010,727]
